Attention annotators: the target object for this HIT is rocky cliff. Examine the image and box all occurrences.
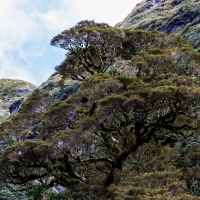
[0,79,36,123]
[40,72,79,101]
[116,0,200,51]
[0,72,79,124]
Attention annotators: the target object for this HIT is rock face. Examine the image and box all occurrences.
[0,73,77,124]
[52,86,74,101]
[9,99,24,115]
[116,0,200,51]
[0,79,36,123]
[40,72,78,101]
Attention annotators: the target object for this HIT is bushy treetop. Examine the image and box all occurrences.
[51,20,122,80]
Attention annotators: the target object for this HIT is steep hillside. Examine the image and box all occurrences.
[40,72,79,101]
[0,73,77,124]
[1,21,200,199]
[116,0,200,51]
[0,79,36,123]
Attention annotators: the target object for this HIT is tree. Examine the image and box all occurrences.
[1,23,200,199]
[0,89,51,148]
[48,73,200,186]
[51,20,122,80]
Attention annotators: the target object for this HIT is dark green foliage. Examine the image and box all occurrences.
[25,184,66,200]
[26,185,45,200]
[0,20,200,199]
[51,20,122,80]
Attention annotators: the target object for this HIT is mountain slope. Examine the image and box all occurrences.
[0,79,36,123]
[1,24,200,199]
[116,0,200,51]
[40,72,78,101]
[0,73,77,124]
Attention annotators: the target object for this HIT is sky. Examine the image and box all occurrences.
[0,0,142,86]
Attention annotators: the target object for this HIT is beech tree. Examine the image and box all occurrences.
[51,20,122,80]
[47,73,200,186]
[1,72,200,193]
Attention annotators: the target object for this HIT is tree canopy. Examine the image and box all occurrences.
[51,20,122,80]
[0,21,200,199]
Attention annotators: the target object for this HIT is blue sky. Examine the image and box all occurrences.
[0,0,142,86]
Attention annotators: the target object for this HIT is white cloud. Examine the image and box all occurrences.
[39,0,142,30]
[64,0,140,26]
[0,50,36,84]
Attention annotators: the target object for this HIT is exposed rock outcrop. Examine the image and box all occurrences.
[40,72,78,101]
[52,86,74,101]
[116,0,200,51]
[0,79,36,123]
[16,88,29,94]
[9,98,24,115]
